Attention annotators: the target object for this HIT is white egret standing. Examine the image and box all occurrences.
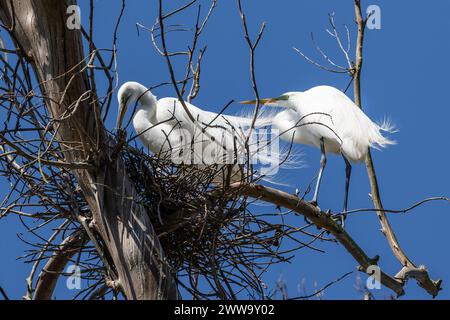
[116,81,279,182]
[241,85,395,217]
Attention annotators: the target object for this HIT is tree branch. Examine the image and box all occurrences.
[33,231,86,300]
[0,286,9,300]
[237,0,266,146]
[353,0,441,297]
[0,0,179,300]
[229,182,405,297]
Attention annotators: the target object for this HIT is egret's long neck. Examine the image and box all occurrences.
[135,91,157,124]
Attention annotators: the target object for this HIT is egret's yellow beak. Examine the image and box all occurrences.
[239,95,289,105]
[116,98,128,129]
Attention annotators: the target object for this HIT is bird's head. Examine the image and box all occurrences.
[117,81,156,129]
[239,92,298,109]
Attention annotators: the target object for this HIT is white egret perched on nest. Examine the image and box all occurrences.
[116,81,282,183]
[241,85,395,219]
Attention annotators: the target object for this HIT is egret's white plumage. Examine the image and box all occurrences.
[241,85,395,216]
[117,81,286,182]
[270,86,394,162]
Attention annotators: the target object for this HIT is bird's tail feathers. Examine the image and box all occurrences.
[378,117,398,134]
[369,117,397,150]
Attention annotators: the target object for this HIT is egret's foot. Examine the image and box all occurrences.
[309,200,318,207]
[308,201,321,213]
[329,214,346,229]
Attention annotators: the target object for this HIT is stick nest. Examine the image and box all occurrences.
[121,145,306,298]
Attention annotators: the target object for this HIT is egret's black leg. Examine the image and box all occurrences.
[311,137,326,206]
[342,154,352,226]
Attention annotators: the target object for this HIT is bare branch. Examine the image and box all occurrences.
[228,183,405,297]
[289,271,354,300]
[237,0,266,146]
[352,0,441,297]
[33,231,86,300]
[0,286,9,300]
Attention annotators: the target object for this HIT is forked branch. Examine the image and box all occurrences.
[229,182,405,296]
[353,0,441,297]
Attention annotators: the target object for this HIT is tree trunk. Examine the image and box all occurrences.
[0,0,178,300]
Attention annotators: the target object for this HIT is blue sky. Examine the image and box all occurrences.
[1,0,450,300]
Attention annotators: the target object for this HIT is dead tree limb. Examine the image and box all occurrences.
[0,286,9,300]
[33,231,86,300]
[229,182,405,297]
[353,0,441,297]
[0,0,178,300]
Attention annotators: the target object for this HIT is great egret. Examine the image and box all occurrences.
[116,81,281,182]
[241,85,394,216]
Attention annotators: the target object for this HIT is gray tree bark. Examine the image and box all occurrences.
[0,0,178,300]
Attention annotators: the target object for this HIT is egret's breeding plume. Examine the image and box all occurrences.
[116,82,280,183]
[241,85,395,218]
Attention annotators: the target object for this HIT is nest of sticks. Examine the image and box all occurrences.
[120,145,311,298]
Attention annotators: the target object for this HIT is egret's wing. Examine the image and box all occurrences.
[154,97,301,180]
[299,86,394,160]
[155,98,243,164]
[292,86,345,145]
